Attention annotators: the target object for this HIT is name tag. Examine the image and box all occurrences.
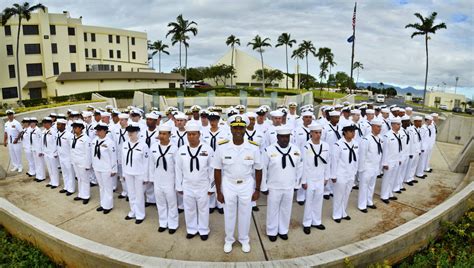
[224,156,232,159]
[180,153,186,155]
[200,151,208,156]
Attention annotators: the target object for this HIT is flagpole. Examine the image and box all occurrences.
[349,2,357,94]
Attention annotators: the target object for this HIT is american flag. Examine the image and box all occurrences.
[352,2,357,31]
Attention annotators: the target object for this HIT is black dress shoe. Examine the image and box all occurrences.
[82,199,89,205]
[268,235,277,242]
[426,168,432,173]
[359,208,368,213]
[297,201,305,206]
[145,202,153,207]
[46,184,52,188]
[312,224,326,230]
[218,208,224,214]
[66,192,74,196]
[96,207,104,212]
[200,234,209,241]
[118,195,126,199]
[400,188,406,191]
[178,208,184,214]
[389,196,398,200]
[323,195,330,200]
[279,234,288,240]
[209,208,215,214]
[252,206,260,212]
[394,190,402,194]
[367,205,377,209]
[26,173,33,177]
[381,199,390,204]
[377,174,383,178]
[33,178,39,182]
[261,191,269,195]
[103,209,112,214]
[406,182,414,186]
[158,227,167,232]
[90,183,98,187]
[168,229,176,234]
[415,175,424,179]
[334,218,341,223]
[422,174,427,178]
[135,219,144,224]
[412,180,419,183]
[186,233,196,239]
[74,197,82,201]
[124,216,134,220]
[126,197,129,202]
[343,216,351,220]
[59,189,67,193]
[51,186,58,189]
[36,179,44,183]
[352,186,359,190]
[303,227,311,234]
[329,193,333,197]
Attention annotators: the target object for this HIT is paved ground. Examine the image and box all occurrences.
[0,142,468,262]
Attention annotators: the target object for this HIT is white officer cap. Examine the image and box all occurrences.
[118,113,129,120]
[401,115,411,121]
[270,110,284,117]
[329,111,340,117]
[275,126,292,135]
[425,115,433,120]
[405,107,413,111]
[174,112,187,120]
[413,116,423,121]
[309,124,323,131]
[366,109,375,114]
[6,109,15,115]
[431,113,439,117]
[228,114,249,127]
[381,108,390,113]
[371,118,383,126]
[351,109,361,115]
[145,113,158,120]
[185,122,201,132]
[56,118,67,124]
[101,111,111,117]
[245,112,257,118]
[391,117,401,124]
[158,125,172,132]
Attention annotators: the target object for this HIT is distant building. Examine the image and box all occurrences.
[0,8,182,102]
[208,48,296,89]
[424,91,467,110]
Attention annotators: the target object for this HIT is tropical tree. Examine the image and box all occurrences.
[167,14,198,89]
[149,40,169,72]
[291,47,304,89]
[275,33,296,90]
[252,69,284,88]
[405,12,447,107]
[2,2,46,103]
[298,40,317,89]
[247,35,271,93]
[315,47,335,94]
[225,34,240,87]
[352,61,364,85]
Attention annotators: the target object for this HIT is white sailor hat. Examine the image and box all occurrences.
[228,114,249,127]
[82,111,93,117]
[390,117,402,124]
[56,118,67,124]
[351,109,361,115]
[50,112,58,117]
[70,111,80,116]
[391,107,400,111]
[101,111,111,117]
[118,113,129,119]
[270,110,284,117]
[42,116,53,122]
[174,112,187,120]
[22,117,30,122]
[158,125,172,132]
[207,112,220,120]
[130,109,142,116]
[30,117,38,122]
[309,124,323,131]
[185,122,201,132]
[245,112,257,118]
[425,115,433,120]
[5,109,15,115]
[381,108,390,113]
[72,119,86,128]
[94,122,109,130]
[343,101,351,106]
[125,122,141,132]
[430,113,439,117]
[145,113,158,120]
[275,125,292,135]
[366,109,375,114]
[398,108,406,113]
[401,115,411,121]
[329,111,340,117]
[405,107,413,111]
[301,110,314,117]
[371,118,383,126]
[57,113,66,118]
[413,116,423,121]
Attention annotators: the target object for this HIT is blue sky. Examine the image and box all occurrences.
[3,0,473,98]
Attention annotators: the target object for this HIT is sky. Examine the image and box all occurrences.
[3,0,473,98]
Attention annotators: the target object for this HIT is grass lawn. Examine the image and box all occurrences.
[0,100,105,116]
[0,227,58,267]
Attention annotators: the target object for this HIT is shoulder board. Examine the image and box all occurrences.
[218,139,229,145]
[248,140,260,146]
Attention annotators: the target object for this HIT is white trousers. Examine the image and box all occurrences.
[117,165,128,196]
[154,185,179,229]
[209,193,224,209]
[222,180,253,244]
[183,190,210,235]
[24,150,36,175]
[296,188,306,202]
[177,193,184,209]
[358,171,377,209]
[303,181,324,227]
[125,173,146,220]
[266,188,294,236]
[59,159,75,193]
[423,145,434,171]
[145,182,156,203]
[380,165,399,200]
[324,180,334,195]
[407,153,421,181]
[33,152,45,180]
[96,171,114,210]
[332,178,353,220]
[394,159,408,191]
[45,156,60,186]
[72,165,90,199]
[8,142,22,169]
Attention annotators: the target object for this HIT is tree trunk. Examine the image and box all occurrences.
[184,46,188,90]
[230,46,234,87]
[422,34,429,108]
[296,58,299,90]
[179,41,182,70]
[260,51,265,94]
[320,56,325,96]
[16,17,22,103]
[285,45,289,90]
[327,65,332,91]
[356,68,360,85]
[158,52,161,73]
[305,53,309,89]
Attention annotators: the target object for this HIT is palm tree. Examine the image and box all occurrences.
[150,40,169,73]
[352,61,364,85]
[225,35,240,87]
[2,2,46,103]
[405,12,447,107]
[247,35,271,93]
[167,14,198,89]
[275,33,296,90]
[298,40,316,89]
[315,47,334,93]
[326,54,336,91]
[291,47,304,89]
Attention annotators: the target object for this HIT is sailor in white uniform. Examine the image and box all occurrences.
[380,117,403,204]
[70,120,92,204]
[293,110,314,205]
[4,110,23,172]
[56,119,76,195]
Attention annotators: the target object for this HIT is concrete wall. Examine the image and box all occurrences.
[437,114,474,145]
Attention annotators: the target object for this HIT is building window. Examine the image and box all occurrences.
[8,65,15,78]
[24,43,41,54]
[23,25,39,35]
[4,25,11,36]
[86,64,90,72]
[70,63,76,72]
[117,65,122,72]
[51,43,57,54]
[69,45,76,53]
[132,51,136,59]
[50,25,56,35]
[6,44,14,56]
[68,27,75,36]
[116,50,121,59]
[83,32,87,41]
[85,48,89,58]
[92,48,97,58]
[131,37,135,45]
[169,83,176,88]
[26,63,43,77]
[108,34,113,43]
[2,87,18,99]
[111,65,115,71]
[109,49,114,58]
[116,35,120,44]
[91,33,96,42]
[53,62,59,75]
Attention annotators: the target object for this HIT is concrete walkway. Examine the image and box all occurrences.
[0,142,467,262]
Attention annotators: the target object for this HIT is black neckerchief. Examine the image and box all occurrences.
[371,135,382,155]
[303,127,311,141]
[394,132,402,152]
[86,124,92,136]
[56,131,65,147]
[309,143,326,167]
[30,129,36,145]
[187,145,203,172]
[343,142,357,163]
[119,128,126,144]
[177,131,187,147]
[43,129,50,147]
[72,134,83,149]
[355,123,363,137]
[275,145,295,169]
[329,124,341,139]
[403,129,410,144]
[156,144,171,171]
[209,131,220,151]
[428,127,432,137]
[126,142,140,166]
[145,130,156,148]
[245,130,255,141]
[384,119,391,130]
[94,140,105,159]
[415,127,422,142]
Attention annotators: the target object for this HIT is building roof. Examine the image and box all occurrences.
[56,72,184,82]
[23,80,47,89]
